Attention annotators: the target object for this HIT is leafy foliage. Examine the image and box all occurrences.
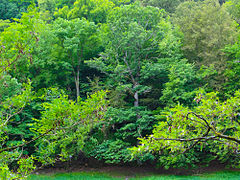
[160,61,214,107]
[0,0,32,20]
[83,107,156,164]
[52,17,101,98]
[0,74,22,101]
[139,0,184,13]
[55,0,115,23]
[87,2,183,107]
[0,81,37,179]
[0,7,44,78]
[0,81,108,178]
[225,0,240,24]
[85,139,131,164]
[1,0,240,178]
[174,0,238,70]
[131,90,240,168]
[33,89,108,164]
[224,35,240,96]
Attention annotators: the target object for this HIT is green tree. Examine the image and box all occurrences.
[224,35,240,96]
[0,82,36,179]
[0,20,10,32]
[88,3,182,108]
[225,0,240,24]
[0,7,44,79]
[33,89,108,165]
[27,21,73,91]
[0,74,21,102]
[50,18,101,99]
[0,84,108,179]
[0,0,32,20]
[160,60,211,107]
[138,0,184,13]
[131,90,240,168]
[174,0,238,71]
[55,0,115,24]
[37,0,57,21]
[38,0,56,12]
[83,107,156,164]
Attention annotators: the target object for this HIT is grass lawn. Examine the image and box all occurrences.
[29,170,240,180]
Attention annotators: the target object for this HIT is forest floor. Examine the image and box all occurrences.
[35,158,240,178]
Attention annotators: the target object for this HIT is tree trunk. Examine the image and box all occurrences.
[133,85,141,135]
[75,66,80,100]
[134,91,139,107]
[133,82,139,107]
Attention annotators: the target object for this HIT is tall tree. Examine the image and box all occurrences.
[174,0,238,70]
[27,23,72,90]
[160,60,210,107]
[52,18,101,99]
[88,3,183,108]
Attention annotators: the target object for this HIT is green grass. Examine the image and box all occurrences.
[29,171,240,180]
[29,172,119,180]
[134,171,240,180]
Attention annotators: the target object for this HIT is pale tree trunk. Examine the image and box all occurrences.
[123,53,140,108]
[133,84,141,137]
[74,66,80,100]
[134,86,139,107]
[123,53,142,136]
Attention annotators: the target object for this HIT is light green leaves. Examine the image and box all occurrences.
[33,90,108,164]
[131,89,240,168]
[55,0,115,23]
[0,7,45,77]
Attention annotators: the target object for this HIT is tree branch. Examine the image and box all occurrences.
[152,136,217,142]
[0,128,54,154]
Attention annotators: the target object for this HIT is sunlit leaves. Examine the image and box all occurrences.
[131,90,240,168]
[55,0,115,23]
[0,7,45,77]
[33,90,108,164]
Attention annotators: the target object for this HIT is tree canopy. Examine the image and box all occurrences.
[0,0,240,178]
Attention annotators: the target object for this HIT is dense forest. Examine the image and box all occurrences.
[0,0,240,179]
